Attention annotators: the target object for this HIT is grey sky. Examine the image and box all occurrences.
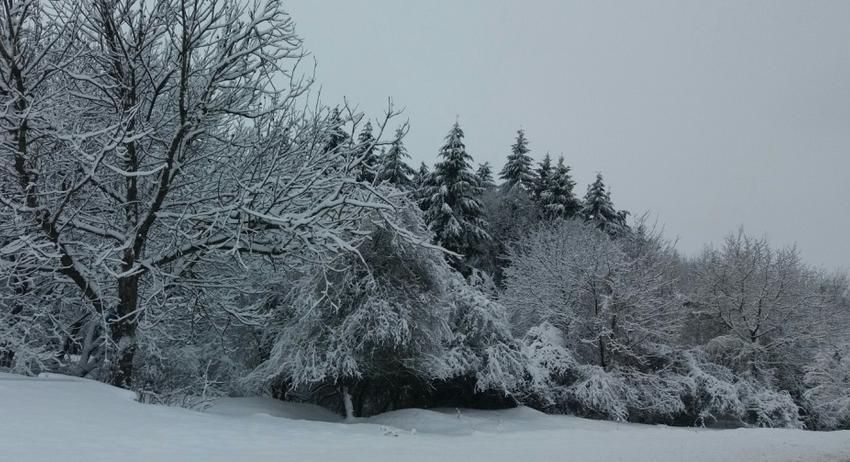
[287,0,850,270]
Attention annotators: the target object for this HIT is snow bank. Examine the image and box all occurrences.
[207,397,342,422]
[1,373,848,462]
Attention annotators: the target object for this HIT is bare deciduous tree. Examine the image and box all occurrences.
[1,0,399,387]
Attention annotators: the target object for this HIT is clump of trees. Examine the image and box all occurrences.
[2,0,848,431]
[0,0,407,388]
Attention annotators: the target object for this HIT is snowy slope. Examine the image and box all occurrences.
[1,373,848,462]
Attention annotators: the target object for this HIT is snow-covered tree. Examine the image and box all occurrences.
[354,121,380,183]
[0,0,402,387]
[540,156,581,219]
[476,162,496,190]
[503,220,680,369]
[411,162,432,208]
[249,196,455,418]
[424,122,490,272]
[532,153,553,201]
[434,279,528,401]
[689,231,831,389]
[500,129,535,192]
[413,162,431,190]
[324,107,351,154]
[804,343,850,429]
[251,193,524,417]
[377,127,416,189]
[502,220,686,420]
[476,185,539,279]
[582,173,629,236]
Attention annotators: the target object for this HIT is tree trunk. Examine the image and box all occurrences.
[598,337,607,369]
[111,272,139,388]
[342,386,355,420]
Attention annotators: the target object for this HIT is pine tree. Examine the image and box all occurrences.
[412,162,431,207]
[540,156,581,219]
[324,107,350,154]
[354,121,379,183]
[425,122,490,272]
[499,129,535,191]
[532,153,553,201]
[476,162,495,190]
[412,162,431,189]
[377,127,415,188]
[582,173,628,235]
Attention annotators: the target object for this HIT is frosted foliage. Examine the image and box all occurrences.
[499,129,535,191]
[252,199,453,387]
[693,231,823,352]
[688,229,846,400]
[377,127,416,188]
[250,197,522,415]
[804,344,850,429]
[0,0,405,386]
[503,220,680,368]
[581,173,628,236]
[423,122,490,271]
[503,221,805,427]
[446,283,526,394]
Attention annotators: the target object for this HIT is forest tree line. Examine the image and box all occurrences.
[1,0,848,430]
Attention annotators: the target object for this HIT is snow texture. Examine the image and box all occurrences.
[1,372,848,462]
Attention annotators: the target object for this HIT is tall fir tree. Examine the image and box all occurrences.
[582,173,628,235]
[377,127,415,189]
[499,129,535,191]
[424,122,490,272]
[354,121,379,183]
[476,162,495,190]
[540,156,581,219]
[532,153,553,201]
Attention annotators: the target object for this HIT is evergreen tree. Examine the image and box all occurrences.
[377,127,415,188]
[324,107,350,154]
[412,162,432,208]
[425,122,490,272]
[540,156,581,219]
[476,162,495,190]
[354,121,379,183]
[499,129,535,191]
[412,162,431,190]
[582,173,628,235]
[532,153,553,201]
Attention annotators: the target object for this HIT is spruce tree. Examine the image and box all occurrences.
[499,129,535,191]
[476,162,495,190]
[324,107,350,154]
[354,121,379,183]
[532,153,553,201]
[582,173,628,235]
[540,156,581,219]
[412,162,431,207]
[377,127,415,189]
[425,122,490,272]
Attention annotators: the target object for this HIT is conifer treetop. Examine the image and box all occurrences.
[424,121,490,272]
[500,128,536,192]
[540,156,580,219]
[582,172,628,235]
[476,162,495,189]
[377,126,415,188]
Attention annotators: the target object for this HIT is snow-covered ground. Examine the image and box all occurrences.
[1,373,848,462]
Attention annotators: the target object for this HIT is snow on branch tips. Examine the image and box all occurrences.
[0,0,404,388]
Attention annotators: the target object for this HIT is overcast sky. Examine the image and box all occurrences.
[287,0,850,270]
